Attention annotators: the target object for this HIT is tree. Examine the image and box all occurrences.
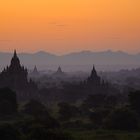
[27,125,73,140]
[83,94,106,109]
[22,99,49,117]
[104,108,139,130]
[0,88,17,115]
[0,124,20,140]
[58,102,80,121]
[129,90,140,114]
[89,108,111,128]
[21,100,59,129]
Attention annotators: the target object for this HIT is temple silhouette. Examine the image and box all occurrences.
[0,51,109,102]
[53,66,65,77]
[85,65,109,94]
[0,50,38,101]
[87,65,101,86]
[30,65,40,77]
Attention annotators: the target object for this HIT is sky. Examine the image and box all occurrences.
[0,0,140,54]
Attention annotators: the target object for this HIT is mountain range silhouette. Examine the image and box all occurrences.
[0,50,139,71]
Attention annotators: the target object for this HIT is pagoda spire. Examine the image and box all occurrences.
[14,50,17,58]
[87,64,101,85]
[34,65,37,70]
[91,65,97,78]
[58,66,62,73]
[33,65,39,74]
[10,49,21,69]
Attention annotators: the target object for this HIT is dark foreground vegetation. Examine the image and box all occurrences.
[1,88,140,140]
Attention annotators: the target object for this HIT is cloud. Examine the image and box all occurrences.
[48,22,67,27]
[56,24,66,27]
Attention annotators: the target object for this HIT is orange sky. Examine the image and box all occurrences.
[0,0,140,54]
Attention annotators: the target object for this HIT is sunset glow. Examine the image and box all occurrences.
[0,0,140,54]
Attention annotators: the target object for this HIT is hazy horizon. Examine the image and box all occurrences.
[0,49,139,56]
[0,49,139,72]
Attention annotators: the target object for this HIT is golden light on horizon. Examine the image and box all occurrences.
[0,0,140,54]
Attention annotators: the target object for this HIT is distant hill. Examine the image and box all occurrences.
[0,50,139,71]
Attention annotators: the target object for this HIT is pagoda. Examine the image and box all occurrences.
[87,65,101,86]
[53,66,65,77]
[30,65,39,77]
[86,65,108,93]
[0,50,38,100]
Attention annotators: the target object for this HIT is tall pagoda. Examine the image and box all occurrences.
[0,50,38,100]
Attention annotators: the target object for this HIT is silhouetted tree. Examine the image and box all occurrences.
[21,99,59,129]
[27,125,73,140]
[0,124,21,140]
[0,88,17,116]
[89,108,111,128]
[58,102,80,121]
[22,100,49,117]
[83,94,106,109]
[129,90,140,114]
[104,108,139,130]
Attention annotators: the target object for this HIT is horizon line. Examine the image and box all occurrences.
[0,49,139,56]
